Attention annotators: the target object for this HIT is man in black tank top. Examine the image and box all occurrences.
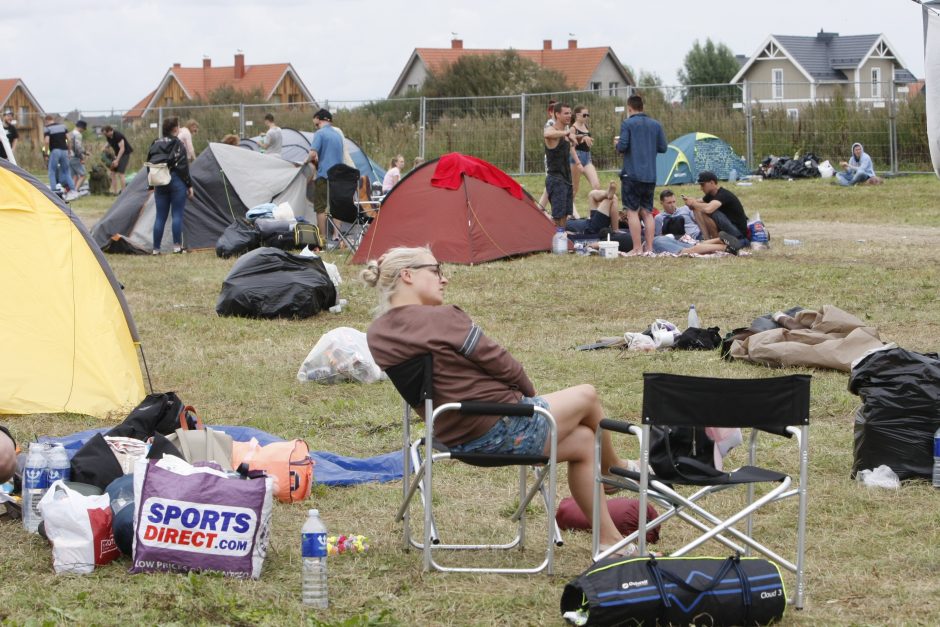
[542,103,579,228]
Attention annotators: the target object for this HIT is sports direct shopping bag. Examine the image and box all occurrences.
[130,456,273,579]
[38,481,121,575]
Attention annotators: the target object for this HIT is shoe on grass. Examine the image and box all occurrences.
[718,231,741,255]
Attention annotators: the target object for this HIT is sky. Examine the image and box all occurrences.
[0,0,931,114]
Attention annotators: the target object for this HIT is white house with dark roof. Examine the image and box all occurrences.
[730,30,917,105]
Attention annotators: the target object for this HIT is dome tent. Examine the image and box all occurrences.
[0,159,145,417]
[656,132,747,186]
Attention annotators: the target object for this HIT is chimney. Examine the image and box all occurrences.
[816,29,838,43]
[451,39,463,50]
[173,63,181,69]
[202,57,211,69]
[234,52,245,79]
[568,39,577,49]
[543,40,552,50]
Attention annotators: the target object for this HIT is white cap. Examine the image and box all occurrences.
[308,509,319,516]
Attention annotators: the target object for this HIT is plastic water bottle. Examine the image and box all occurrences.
[728,168,738,183]
[687,304,700,329]
[552,228,568,255]
[933,426,940,489]
[45,443,71,486]
[23,443,48,533]
[301,508,328,608]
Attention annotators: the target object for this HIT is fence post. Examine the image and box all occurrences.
[239,103,246,137]
[419,97,426,159]
[519,93,526,175]
[158,107,164,136]
[888,87,898,174]
[743,81,754,171]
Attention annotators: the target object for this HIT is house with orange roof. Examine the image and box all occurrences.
[0,78,45,149]
[389,39,634,97]
[125,53,316,120]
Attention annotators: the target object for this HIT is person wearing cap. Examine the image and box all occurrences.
[308,108,344,244]
[43,115,79,201]
[615,95,668,255]
[682,170,750,254]
[0,109,18,161]
[69,121,88,193]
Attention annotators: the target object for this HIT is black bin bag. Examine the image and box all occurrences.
[216,247,336,319]
[849,347,940,480]
[560,554,786,626]
[216,220,261,258]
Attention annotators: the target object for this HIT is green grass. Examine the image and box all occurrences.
[2,176,939,625]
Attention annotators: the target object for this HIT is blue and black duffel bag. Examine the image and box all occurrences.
[561,554,786,626]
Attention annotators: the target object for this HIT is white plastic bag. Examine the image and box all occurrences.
[38,481,120,574]
[649,319,680,348]
[624,332,657,352]
[857,464,900,489]
[298,327,386,384]
[818,160,835,179]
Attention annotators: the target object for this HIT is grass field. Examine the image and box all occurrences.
[1,173,939,626]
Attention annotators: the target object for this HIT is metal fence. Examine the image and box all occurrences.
[9,81,929,177]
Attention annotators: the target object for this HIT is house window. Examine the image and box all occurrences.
[164,98,174,106]
[271,95,282,104]
[871,67,882,98]
[608,81,619,97]
[787,108,799,120]
[772,69,784,99]
[590,81,602,92]
[406,83,418,92]
[18,107,28,126]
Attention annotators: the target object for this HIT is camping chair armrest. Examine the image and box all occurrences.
[458,401,535,417]
[599,418,638,435]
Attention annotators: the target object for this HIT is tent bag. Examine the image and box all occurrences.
[849,347,940,480]
[560,555,786,626]
[130,456,273,579]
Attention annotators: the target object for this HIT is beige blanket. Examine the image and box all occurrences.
[729,305,884,372]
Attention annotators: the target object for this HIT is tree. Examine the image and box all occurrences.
[421,51,572,98]
[677,39,740,86]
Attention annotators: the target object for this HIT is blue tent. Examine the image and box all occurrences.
[656,132,746,185]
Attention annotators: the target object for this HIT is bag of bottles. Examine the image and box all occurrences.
[297,327,386,384]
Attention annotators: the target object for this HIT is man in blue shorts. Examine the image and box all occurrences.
[615,95,667,255]
[542,102,580,228]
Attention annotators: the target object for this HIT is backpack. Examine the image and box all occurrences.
[649,425,721,480]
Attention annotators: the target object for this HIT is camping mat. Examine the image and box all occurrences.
[40,426,403,487]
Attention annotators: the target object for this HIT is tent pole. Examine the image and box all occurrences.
[137,343,154,394]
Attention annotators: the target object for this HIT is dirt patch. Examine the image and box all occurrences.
[772,220,940,244]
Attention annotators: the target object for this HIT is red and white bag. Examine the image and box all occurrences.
[38,481,120,574]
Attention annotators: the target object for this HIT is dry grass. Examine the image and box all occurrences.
[1,176,939,625]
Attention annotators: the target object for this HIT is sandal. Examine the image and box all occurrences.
[595,542,639,561]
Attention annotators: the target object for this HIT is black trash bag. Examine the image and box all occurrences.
[101,234,149,255]
[849,348,940,480]
[216,247,337,319]
[674,326,722,350]
[216,220,261,258]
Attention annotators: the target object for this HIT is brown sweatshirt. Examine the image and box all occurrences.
[367,305,536,447]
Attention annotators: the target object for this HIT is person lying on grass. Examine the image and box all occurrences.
[362,246,636,556]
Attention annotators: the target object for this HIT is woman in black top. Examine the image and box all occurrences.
[571,105,601,213]
[146,117,193,254]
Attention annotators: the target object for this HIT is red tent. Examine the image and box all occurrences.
[351,153,556,265]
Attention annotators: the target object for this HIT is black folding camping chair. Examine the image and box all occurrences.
[326,163,380,252]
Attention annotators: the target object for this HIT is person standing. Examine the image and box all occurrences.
[261,113,283,156]
[308,108,345,244]
[103,125,133,195]
[615,95,667,255]
[177,119,199,162]
[382,154,405,194]
[542,102,579,229]
[43,115,78,201]
[538,98,558,211]
[836,142,874,186]
[570,105,601,213]
[69,120,88,193]
[0,108,18,161]
[146,117,193,254]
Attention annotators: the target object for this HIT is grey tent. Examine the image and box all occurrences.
[240,128,386,187]
[91,142,314,252]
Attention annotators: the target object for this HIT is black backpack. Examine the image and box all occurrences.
[649,425,722,481]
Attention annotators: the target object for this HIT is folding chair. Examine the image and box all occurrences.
[385,354,561,574]
[593,373,811,609]
[325,163,380,252]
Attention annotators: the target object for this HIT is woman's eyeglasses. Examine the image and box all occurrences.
[409,263,445,279]
[580,113,590,117]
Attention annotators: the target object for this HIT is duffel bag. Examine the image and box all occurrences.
[561,554,786,626]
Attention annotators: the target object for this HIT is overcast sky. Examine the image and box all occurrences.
[0,0,930,113]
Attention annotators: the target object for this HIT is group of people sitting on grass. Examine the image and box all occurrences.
[567,169,751,256]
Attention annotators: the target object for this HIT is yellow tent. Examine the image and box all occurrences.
[0,160,145,417]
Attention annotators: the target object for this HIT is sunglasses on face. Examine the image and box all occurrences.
[580,113,590,117]
[409,263,445,279]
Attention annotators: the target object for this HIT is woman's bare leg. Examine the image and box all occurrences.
[541,385,625,480]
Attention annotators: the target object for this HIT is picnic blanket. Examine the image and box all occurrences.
[726,305,886,372]
[41,426,403,487]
